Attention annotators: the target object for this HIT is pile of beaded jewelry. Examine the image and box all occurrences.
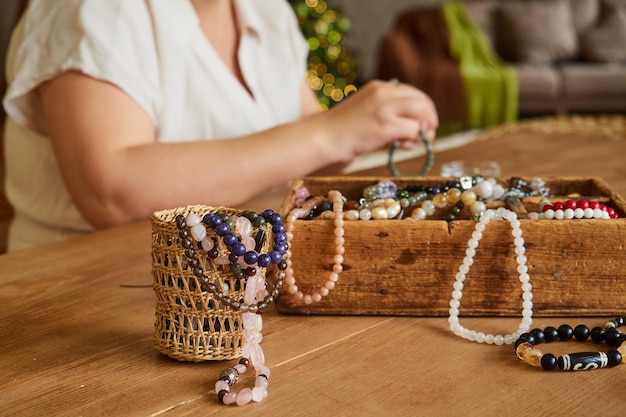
[448,207,533,345]
[284,190,346,305]
[359,176,497,221]
[514,317,626,371]
[295,176,550,223]
[538,199,619,220]
[175,209,288,406]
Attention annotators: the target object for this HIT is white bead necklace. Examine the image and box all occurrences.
[448,207,533,345]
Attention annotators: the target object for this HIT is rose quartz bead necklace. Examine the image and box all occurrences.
[284,189,346,305]
[215,268,271,406]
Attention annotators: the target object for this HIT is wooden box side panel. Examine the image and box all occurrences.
[277,220,626,316]
[276,176,626,316]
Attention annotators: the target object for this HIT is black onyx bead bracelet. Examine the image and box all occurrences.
[514,318,626,371]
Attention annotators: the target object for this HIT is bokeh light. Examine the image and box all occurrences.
[290,0,361,110]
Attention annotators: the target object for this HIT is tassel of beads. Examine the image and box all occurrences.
[216,269,270,405]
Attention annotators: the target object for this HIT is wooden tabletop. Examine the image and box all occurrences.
[1,117,625,416]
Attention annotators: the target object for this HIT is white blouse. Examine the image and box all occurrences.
[3,0,309,251]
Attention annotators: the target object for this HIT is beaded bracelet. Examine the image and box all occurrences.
[387,130,434,177]
[539,199,619,220]
[175,210,287,313]
[385,78,434,178]
[515,318,626,371]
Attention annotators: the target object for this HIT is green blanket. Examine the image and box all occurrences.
[443,2,518,128]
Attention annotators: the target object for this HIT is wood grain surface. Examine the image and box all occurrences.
[1,118,625,416]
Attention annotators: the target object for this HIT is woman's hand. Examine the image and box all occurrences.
[312,79,439,164]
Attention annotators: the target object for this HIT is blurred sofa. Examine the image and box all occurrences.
[378,0,626,123]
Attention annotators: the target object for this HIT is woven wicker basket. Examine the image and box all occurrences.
[151,205,271,362]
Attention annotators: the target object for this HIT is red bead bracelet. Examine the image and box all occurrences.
[540,199,618,220]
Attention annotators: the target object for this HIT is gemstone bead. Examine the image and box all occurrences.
[410,207,427,220]
[446,188,461,204]
[473,180,493,199]
[573,324,590,341]
[359,208,372,220]
[215,380,230,392]
[371,206,388,219]
[514,333,535,350]
[516,342,543,367]
[607,350,622,367]
[469,201,486,216]
[541,353,558,370]
[530,328,545,344]
[432,193,447,208]
[236,388,252,406]
[344,210,359,221]
[543,326,559,342]
[557,324,574,341]
[223,392,237,405]
[558,351,611,371]
[422,200,435,215]
[605,329,623,347]
[590,326,606,343]
[344,200,360,211]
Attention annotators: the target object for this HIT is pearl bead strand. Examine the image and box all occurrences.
[284,190,346,304]
[448,207,533,345]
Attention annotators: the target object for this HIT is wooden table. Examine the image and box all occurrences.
[2,118,625,416]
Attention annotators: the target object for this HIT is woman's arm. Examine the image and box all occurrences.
[300,79,321,118]
[38,71,437,229]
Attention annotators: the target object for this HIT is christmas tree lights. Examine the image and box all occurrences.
[289,0,361,109]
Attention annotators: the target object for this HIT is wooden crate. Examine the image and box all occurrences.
[275,176,626,317]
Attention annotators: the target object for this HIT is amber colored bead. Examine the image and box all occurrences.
[446,188,462,204]
[432,193,448,208]
[515,342,532,359]
[516,342,543,367]
[461,190,477,206]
